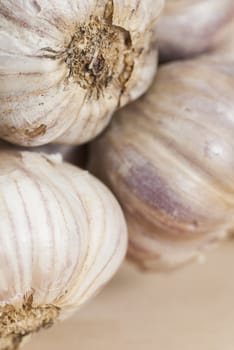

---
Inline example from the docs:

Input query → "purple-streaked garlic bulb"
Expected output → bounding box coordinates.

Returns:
[89,57,234,270]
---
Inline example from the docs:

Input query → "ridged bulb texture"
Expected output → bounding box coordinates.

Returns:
[0,151,127,349]
[157,0,234,62]
[89,57,234,271]
[0,0,164,146]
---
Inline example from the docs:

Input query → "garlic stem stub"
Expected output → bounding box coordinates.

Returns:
[157,0,234,62]
[0,151,127,349]
[0,0,164,146]
[89,57,234,271]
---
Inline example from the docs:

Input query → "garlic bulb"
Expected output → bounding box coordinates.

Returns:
[89,57,234,270]
[0,151,127,349]
[0,0,164,147]
[157,0,234,62]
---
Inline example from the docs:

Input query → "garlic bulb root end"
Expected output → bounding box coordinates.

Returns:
[0,294,59,350]
[43,0,133,100]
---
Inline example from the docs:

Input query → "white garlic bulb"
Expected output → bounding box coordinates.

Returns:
[157,0,234,62]
[0,0,164,146]
[0,151,127,349]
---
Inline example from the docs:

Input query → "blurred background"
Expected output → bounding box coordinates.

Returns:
[24,240,234,350]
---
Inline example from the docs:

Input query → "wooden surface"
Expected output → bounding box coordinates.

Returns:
[24,241,234,350]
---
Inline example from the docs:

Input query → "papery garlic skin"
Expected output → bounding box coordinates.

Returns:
[213,21,234,59]
[0,0,164,146]
[89,58,234,270]
[157,0,234,62]
[0,151,127,349]
[0,140,87,167]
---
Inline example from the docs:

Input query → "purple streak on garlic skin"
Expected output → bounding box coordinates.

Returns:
[89,56,234,270]
[125,150,195,221]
